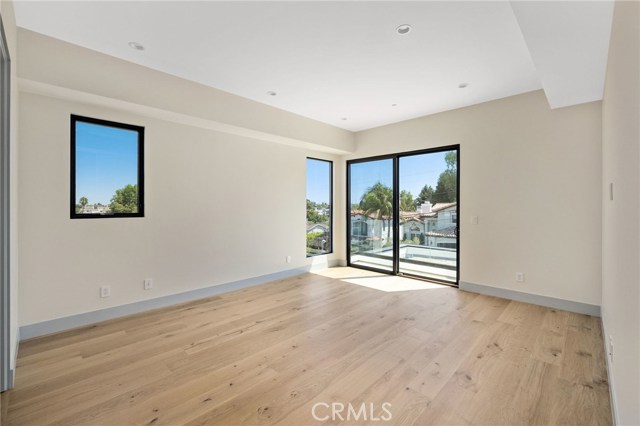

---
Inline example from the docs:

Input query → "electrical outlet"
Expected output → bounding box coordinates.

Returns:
[471,215,479,225]
[286,255,292,264]
[144,278,153,290]
[516,272,525,283]
[100,286,111,298]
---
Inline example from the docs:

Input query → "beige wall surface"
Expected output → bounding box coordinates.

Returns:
[15,28,353,327]
[602,1,640,424]
[18,92,342,325]
[17,29,354,155]
[351,90,603,306]
[1,0,19,372]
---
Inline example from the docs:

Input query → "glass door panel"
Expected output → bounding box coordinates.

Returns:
[398,150,458,283]
[348,159,394,272]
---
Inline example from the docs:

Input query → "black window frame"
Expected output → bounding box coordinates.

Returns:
[306,157,333,257]
[70,115,145,219]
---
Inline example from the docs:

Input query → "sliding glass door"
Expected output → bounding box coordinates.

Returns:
[398,150,458,282]
[348,158,394,272]
[347,146,459,285]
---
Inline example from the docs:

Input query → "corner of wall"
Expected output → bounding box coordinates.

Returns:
[600,313,619,425]
[1,0,20,387]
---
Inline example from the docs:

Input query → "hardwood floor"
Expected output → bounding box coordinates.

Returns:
[5,268,612,425]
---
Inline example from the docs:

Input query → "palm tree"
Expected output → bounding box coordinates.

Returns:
[360,182,393,243]
[400,190,414,212]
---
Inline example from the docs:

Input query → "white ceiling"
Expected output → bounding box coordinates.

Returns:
[13,1,614,132]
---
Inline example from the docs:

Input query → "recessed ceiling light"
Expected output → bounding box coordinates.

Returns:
[458,83,469,89]
[266,91,277,96]
[341,117,348,121]
[128,41,145,51]
[396,24,412,35]
[391,103,397,107]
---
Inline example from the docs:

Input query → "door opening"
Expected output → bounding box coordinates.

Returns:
[347,146,459,285]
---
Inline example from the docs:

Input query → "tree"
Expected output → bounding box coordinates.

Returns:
[416,185,435,206]
[79,196,88,210]
[360,182,393,242]
[306,231,324,252]
[307,199,328,224]
[445,151,457,170]
[432,152,457,203]
[400,190,414,212]
[110,184,139,213]
[432,170,457,203]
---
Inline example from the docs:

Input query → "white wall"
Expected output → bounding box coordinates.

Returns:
[17,32,350,327]
[350,90,603,306]
[601,1,640,424]
[17,29,354,156]
[0,0,20,375]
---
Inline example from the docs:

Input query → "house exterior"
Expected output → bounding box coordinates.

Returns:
[351,201,457,250]
[80,204,112,214]
[306,223,331,252]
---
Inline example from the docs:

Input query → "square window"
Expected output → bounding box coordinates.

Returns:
[70,115,144,218]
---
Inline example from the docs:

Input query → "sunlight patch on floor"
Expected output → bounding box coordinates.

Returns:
[312,267,450,292]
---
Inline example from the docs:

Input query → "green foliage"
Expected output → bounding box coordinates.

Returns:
[110,184,139,213]
[306,231,323,245]
[431,151,458,203]
[307,199,328,224]
[360,182,393,218]
[400,190,414,212]
[416,185,435,206]
[445,151,457,170]
[79,197,88,208]
[307,231,329,254]
[432,169,457,203]
[360,182,393,241]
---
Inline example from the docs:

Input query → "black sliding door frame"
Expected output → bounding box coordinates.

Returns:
[346,145,460,287]
[346,153,395,275]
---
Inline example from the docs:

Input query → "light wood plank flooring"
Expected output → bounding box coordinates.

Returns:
[4,268,612,425]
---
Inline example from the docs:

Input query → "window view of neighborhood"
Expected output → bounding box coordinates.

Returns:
[306,158,332,256]
[72,118,142,216]
[75,184,139,215]
[350,150,458,282]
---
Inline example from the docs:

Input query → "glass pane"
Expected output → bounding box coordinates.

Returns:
[74,120,141,216]
[349,159,394,271]
[306,159,332,256]
[398,150,457,282]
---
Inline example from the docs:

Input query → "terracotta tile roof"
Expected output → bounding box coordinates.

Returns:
[425,225,457,238]
[351,202,456,221]
[431,202,457,212]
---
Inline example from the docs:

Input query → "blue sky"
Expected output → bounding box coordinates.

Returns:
[306,158,331,204]
[75,122,138,205]
[349,151,451,204]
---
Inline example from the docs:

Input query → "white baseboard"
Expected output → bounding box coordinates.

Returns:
[10,327,18,388]
[601,319,619,425]
[459,281,601,316]
[20,263,341,340]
